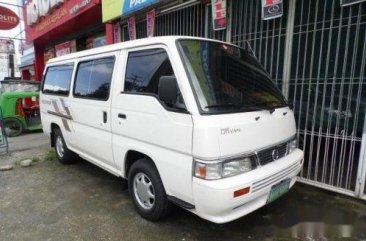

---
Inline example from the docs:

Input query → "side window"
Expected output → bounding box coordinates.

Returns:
[124,48,174,94]
[74,57,114,100]
[42,64,73,96]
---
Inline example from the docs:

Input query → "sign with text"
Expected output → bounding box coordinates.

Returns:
[146,9,155,37]
[0,6,20,30]
[25,0,97,42]
[341,0,366,6]
[123,0,160,17]
[262,0,283,20]
[128,16,136,40]
[211,0,227,31]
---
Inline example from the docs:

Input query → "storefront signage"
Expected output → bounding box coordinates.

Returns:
[102,0,163,22]
[25,0,99,42]
[262,0,283,20]
[123,0,159,17]
[146,9,155,37]
[0,6,20,30]
[211,0,227,31]
[70,0,92,15]
[128,16,136,40]
[341,0,366,6]
[26,0,64,25]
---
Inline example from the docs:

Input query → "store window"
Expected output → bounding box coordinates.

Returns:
[74,57,114,100]
[42,64,73,96]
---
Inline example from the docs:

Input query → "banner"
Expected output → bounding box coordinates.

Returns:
[341,0,366,6]
[211,0,227,31]
[261,0,283,20]
[113,22,122,43]
[146,9,155,37]
[128,16,136,40]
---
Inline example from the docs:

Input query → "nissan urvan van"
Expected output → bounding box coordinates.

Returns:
[40,36,304,224]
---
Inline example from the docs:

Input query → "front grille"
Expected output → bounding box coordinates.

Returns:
[257,142,288,166]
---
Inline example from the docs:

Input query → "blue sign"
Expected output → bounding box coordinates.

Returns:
[122,0,160,16]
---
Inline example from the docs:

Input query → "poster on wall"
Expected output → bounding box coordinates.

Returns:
[261,0,283,20]
[211,0,227,31]
[146,9,156,37]
[55,41,71,57]
[128,16,136,40]
[341,0,366,6]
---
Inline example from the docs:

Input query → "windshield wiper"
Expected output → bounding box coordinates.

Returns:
[204,103,240,109]
[242,105,275,114]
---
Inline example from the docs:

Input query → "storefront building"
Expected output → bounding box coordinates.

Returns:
[24,0,107,81]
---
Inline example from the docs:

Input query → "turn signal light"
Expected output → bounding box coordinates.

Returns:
[234,187,250,198]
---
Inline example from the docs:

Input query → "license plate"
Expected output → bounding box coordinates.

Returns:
[266,179,291,204]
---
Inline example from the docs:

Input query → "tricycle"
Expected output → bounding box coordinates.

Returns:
[0,80,42,137]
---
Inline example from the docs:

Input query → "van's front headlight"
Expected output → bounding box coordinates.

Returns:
[288,138,298,154]
[194,156,257,180]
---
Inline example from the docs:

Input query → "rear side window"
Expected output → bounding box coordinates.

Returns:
[42,64,73,96]
[74,57,114,100]
[124,48,174,94]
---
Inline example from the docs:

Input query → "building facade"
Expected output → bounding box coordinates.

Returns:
[24,0,107,81]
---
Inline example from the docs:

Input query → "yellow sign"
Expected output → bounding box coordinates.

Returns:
[102,0,124,22]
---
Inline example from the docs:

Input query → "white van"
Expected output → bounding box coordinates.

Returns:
[40,36,303,224]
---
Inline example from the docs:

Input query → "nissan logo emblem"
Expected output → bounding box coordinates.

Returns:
[268,5,280,14]
[272,149,280,160]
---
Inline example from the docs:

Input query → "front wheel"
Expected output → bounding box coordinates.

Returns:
[128,159,172,221]
[4,118,23,137]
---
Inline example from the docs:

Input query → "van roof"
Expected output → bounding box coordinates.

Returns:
[47,36,224,64]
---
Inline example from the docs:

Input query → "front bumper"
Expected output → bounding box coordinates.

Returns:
[192,149,304,223]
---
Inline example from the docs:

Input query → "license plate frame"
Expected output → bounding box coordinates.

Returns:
[266,178,291,204]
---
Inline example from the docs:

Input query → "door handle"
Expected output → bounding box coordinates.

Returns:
[118,113,127,119]
[103,111,107,123]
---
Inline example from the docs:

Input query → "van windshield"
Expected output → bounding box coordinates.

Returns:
[177,39,288,114]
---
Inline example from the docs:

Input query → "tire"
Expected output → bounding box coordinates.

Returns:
[128,158,172,221]
[54,128,76,164]
[4,117,23,137]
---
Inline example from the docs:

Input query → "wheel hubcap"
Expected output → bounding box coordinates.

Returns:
[133,173,155,210]
[56,136,64,158]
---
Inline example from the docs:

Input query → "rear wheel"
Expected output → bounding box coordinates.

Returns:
[54,128,76,164]
[128,158,172,221]
[4,118,23,137]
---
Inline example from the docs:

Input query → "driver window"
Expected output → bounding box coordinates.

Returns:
[124,48,186,110]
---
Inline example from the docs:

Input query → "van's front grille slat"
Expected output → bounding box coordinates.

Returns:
[257,143,288,166]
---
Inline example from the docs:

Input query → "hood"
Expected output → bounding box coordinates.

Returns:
[192,107,296,160]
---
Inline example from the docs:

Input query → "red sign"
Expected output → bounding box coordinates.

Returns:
[211,0,227,31]
[0,6,20,30]
[24,0,98,42]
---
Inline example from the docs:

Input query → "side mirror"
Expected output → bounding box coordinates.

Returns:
[158,76,178,105]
